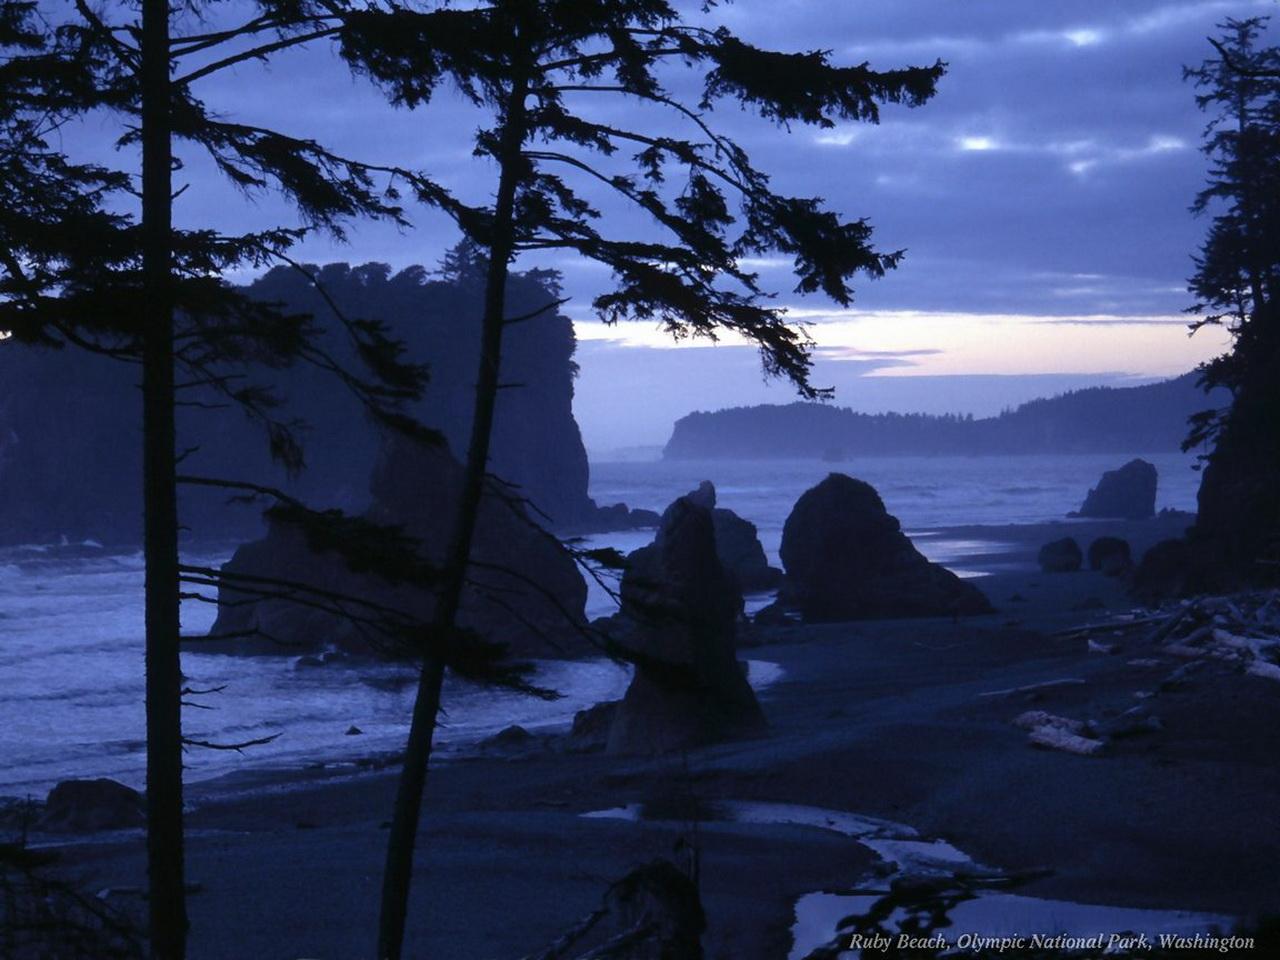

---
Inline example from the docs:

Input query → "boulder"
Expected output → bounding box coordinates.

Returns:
[567,700,620,752]
[1076,459,1158,520]
[589,503,662,532]
[591,503,630,529]
[607,492,767,754]
[670,480,782,591]
[38,779,144,833]
[479,725,538,753]
[775,474,993,622]
[751,600,794,626]
[1087,536,1132,576]
[208,435,589,659]
[1132,538,1194,603]
[628,508,662,528]
[1038,537,1083,573]
[712,508,784,592]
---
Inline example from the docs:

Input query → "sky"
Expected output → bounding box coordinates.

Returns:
[160,0,1270,453]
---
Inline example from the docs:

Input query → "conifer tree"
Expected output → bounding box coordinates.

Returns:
[334,4,945,955]
[1184,18,1280,579]
[3,4,445,956]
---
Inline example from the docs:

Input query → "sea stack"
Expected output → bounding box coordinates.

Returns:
[209,435,589,659]
[607,486,768,754]
[1076,458,1158,520]
[776,473,993,622]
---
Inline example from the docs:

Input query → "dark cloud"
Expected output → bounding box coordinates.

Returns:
[95,2,1261,446]
[157,0,1270,319]
[685,0,1265,316]
[173,1,1265,319]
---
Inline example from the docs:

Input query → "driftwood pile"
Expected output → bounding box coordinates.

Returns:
[1013,710,1106,756]
[1010,703,1164,757]
[1066,590,1280,680]
[1151,592,1280,681]
[1013,590,1280,757]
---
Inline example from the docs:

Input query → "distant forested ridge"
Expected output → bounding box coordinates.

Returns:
[0,259,595,545]
[662,373,1229,460]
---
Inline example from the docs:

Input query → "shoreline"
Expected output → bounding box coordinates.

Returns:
[18,512,1280,958]
[2,512,1195,805]
[4,514,1194,800]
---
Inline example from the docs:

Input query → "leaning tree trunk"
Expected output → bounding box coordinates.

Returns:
[376,74,530,960]
[140,1,188,958]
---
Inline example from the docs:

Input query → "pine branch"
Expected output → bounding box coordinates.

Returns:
[182,733,281,753]
[170,13,333,58]
[1210,36,1280,79]
[174,26,342,86]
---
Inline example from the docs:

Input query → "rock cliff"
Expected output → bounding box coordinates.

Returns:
[0,256,598,544]
[208,435,590,659]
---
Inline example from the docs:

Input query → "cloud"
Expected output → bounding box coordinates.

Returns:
[573,307,1228,384]
[571,333,1197,450]
[137,1,1272,332]
[814,346,946,361]
[1014,26,1109,49]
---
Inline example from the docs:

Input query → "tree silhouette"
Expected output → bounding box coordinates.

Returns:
[1184,17,1280,580]
[2,4,444,956]
[1185,18,1280,408]
[334,4,944,955]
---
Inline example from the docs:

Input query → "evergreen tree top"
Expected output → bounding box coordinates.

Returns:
[330,0,944,398]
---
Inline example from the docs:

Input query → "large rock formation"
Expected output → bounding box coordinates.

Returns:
[0,257,606,545]
[1038,537,1083,573]
[37,779,145,833]
[712,509,784,593]
[776,473,993,622]
[247,259,597,530]
[1075,459,1158,520]
[606,490,767,754]
[1088,536,1132,576]
[1132,538,1195,604]
[677,481,783,592]
[208,435,589,659]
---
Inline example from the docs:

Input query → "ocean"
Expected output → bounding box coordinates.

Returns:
[579,452,1203,600]
[0,452,1202,797]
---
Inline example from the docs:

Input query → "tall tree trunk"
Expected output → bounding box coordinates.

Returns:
[140,2,187,957]
[377,73,529,960]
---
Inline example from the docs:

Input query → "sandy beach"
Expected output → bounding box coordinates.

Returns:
[30,514,1280,959]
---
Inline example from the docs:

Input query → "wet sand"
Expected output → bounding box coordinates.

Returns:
[36,514,1280,959]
